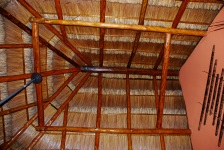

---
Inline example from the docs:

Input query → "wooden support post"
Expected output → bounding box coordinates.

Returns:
[32,22,44,126]
[2,72,79,150]
[95,73,102,150]
[156,33,172,128]
[61,105,69,150]
[126,74,132,150]
[28,73,91,149]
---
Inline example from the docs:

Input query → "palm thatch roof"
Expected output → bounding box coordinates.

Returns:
[0,0,223,149]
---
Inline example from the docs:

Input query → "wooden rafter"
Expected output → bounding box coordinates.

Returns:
[18,0,92,66]
[153,76,159,112]
[32,22,44,126]
[0,68,80,82]
[35,126,192,135]
[81,66,179,76]
[99,0,106,67]
[127,0,148,68]
[160,134,166,150]
[95,73,102,150]
[2,72,79,150]
[0,7,79,68]
[153,0,190,70]
[156,33,172,128]
[28,73,91,149]
[61,105,69,150]
[30,17,207,36]
[54,0,67,41]
[126,74,132,150]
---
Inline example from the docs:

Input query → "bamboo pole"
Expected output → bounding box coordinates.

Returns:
[81,66,179,76]
[127,0,148,68]
[156,33,172,128]
[0,7,79,67]
[198,47,215,130]
[18,0,92,66]
[126,74,132,150]
[61,105,69,150]
[215,85,224,136]
[99,0,106,67]
[2,72,79,149]
[210,74,219,115]
[204,59,217,125]
[30,18,207,37]
[27,73,91,149]
[95,73,102,150]
[35,126,192,135]
[32,22,44,126]
[0,68,79,82]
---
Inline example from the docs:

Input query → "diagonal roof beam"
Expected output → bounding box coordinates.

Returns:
[0,7,79,68]
[99,0,106,67]
[54,0,67,41]
[127,0,148,68]
[153,0,189,70]
[18,0,92,66]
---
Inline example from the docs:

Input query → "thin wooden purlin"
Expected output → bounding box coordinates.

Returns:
[153,0,189,70]
[95,73,102,150]
[127,0,148,68]
[156,33,172,128]
[27,73,91,149]
[18,0,92,66]
[0,44,44,49]
[0,8,79,68]
[61,105,69,150]
[2,71,79,150]
[126,74,132,150]
[32,22,44,126]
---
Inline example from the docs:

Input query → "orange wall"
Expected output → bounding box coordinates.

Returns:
[179,8,224,150]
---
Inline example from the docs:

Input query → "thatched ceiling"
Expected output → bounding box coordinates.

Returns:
[0,0,223,149]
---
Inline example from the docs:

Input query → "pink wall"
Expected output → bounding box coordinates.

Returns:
[179,8,224,150]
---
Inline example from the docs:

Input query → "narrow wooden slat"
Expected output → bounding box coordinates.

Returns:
[2,72,79,149]
[99,0,106,67]
[30,18,207,37]
[0,94,6,144]
[215,85,224,136]
[28,73,91,149]
[32,22,44,126]
[35,126,192,135]
[0,44,43,49]
[18,0,92,66]
[0,68,79,82]
[153,0,189,70]
[81,66,179,76]
[0,7,79,67]
[95,73,102,150]
[156,33,172,128]
[160,134,166,150]
[153,76,159,112]
[210,74,219,115]
[126,74,132,150]
[127,0,148,68]
[61,105,69,150]
[54,0,67,41]
[218,112,224,147]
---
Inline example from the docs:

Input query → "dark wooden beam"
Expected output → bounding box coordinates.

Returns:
[156,33,172,128]
[127,0,148,68]
[0,44,43,49]
[0,68,80,82]
[18,0,92,66]
[61,105,69,150]
[153,0,189,70]
[153,76,159,112]
[126,74,132,150]
[35,126,192,135]
[81,66,179,76]
[0,7,79,68]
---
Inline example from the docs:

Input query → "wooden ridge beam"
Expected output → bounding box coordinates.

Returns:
[30,18,207,37]
[2,72,79,150]
[156,33,172,128]
[127,0,148,68]
[81,66,179,76]
[0,68,80,82]
[18,0,92,66]
[0,7,79,68]
[35,126,192,135]
[153,0,189,70]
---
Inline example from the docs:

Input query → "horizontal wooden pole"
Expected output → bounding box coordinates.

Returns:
[30,18,207,36]
[81,66,179,76]
[35,126,191,135]
[0,44,44,49]
[0,68,80,82]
